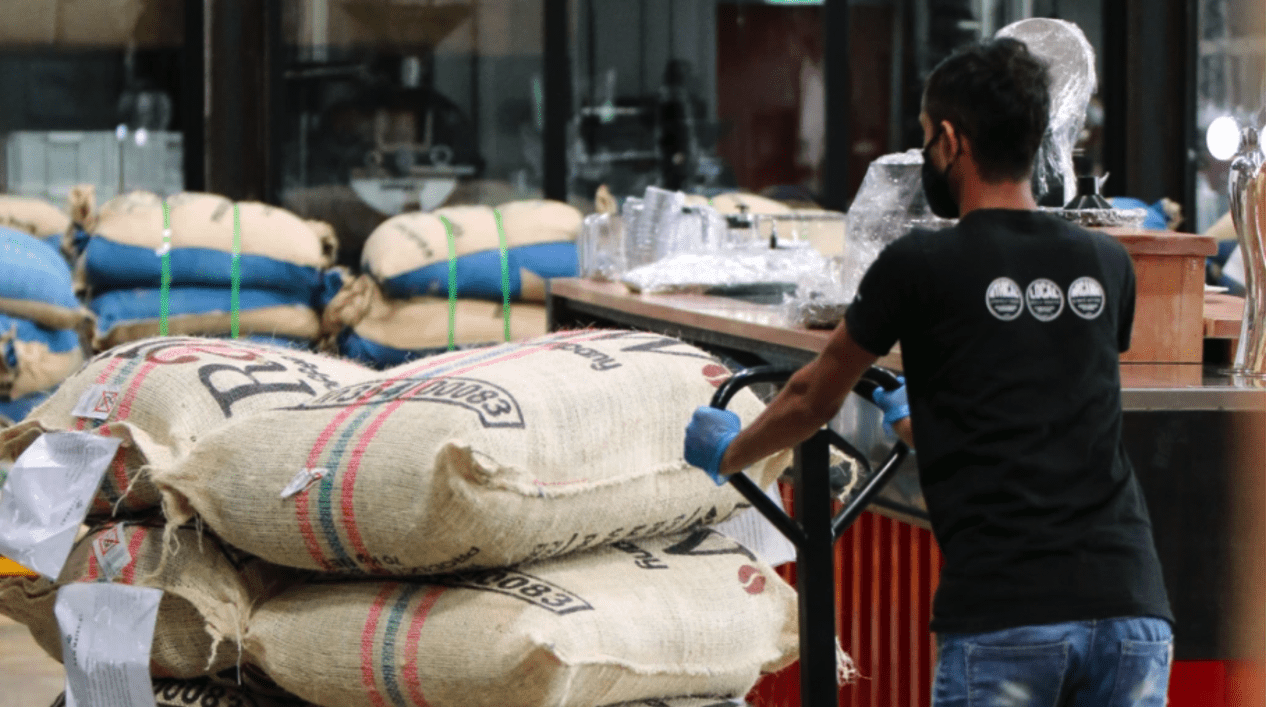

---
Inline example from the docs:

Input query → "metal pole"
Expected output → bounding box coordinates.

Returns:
[543,0,572,201]
[821,0,852,210]
[796,430,839,707]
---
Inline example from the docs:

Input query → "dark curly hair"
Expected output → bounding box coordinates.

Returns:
[922,37,1052,183]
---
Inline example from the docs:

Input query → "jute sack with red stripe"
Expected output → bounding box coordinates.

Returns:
[0,337,375,517]
[244,530,797,707]
[153,330,791,574]
[0,522,250,678]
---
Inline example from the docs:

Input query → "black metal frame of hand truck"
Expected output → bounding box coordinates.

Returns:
[710,365,910,707]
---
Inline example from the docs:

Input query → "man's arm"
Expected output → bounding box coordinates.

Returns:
[718,321,879,476]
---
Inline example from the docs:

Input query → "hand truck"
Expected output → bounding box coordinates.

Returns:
[710,365,911,707]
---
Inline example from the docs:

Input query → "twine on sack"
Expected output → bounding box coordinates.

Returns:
[439,214,458,351]
[493,208,511,342]
[160,201,171,336]
[231,204,241,339]
[837,637,860,685]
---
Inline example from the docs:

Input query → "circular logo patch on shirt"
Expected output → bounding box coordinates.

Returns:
[985,277,1024,321]
[1068,277,1107,319]
[1025,279,1065,321]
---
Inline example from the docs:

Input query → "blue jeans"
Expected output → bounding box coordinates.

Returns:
[933,616,1173,707]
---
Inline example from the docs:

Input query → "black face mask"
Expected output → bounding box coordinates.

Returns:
[921,129,960,219]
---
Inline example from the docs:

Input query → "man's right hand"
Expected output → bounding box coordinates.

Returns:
[871,377,911,437]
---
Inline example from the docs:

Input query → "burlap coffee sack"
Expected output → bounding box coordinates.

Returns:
[0,337,374,517]
[50,675,315,707]
[71,190,333,269]
[324,275,547,361]
[0,522,250,678]
[245,530,797,707]
[154,330,791,574]
[361,200,581,283]
[0,195,70,238]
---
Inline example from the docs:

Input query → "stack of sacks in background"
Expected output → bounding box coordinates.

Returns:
[332,200,580,367]
[0,336,378,702]
[129,330,800,706]
[64,188,341,351]
[0,194,73,255]
[0,226,90,424]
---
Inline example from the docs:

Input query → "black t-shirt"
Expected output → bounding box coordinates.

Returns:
[845,209,1173,634]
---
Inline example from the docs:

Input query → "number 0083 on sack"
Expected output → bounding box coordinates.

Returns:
[154,330,792,574]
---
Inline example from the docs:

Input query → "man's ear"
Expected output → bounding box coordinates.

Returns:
[940,120,963,161]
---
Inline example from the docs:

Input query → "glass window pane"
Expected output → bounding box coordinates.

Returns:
[0,1,186,210]
[279,0,545,263]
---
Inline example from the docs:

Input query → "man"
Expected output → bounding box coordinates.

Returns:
[685,38,1173,706]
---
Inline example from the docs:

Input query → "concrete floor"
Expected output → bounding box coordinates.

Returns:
[0,615,63,707]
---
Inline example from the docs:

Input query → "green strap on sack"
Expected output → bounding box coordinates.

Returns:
[231,203,241,339]
[493,208,511,342]
[440,215,458,351]
[157,200,241,340]
[159,201,172,336]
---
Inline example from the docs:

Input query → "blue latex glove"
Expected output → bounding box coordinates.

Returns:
[684,406,742,485]
[870,377,910,437]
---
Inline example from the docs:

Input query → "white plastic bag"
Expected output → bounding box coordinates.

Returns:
[56,583,163,707]
[0,432,121,578]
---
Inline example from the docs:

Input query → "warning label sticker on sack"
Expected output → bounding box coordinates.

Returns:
[72,385,124,421]
[91,525,131,582]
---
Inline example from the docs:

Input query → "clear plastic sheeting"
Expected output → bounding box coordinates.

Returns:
[621,242,831,295]
[1043,207,1149,229]
[996,19,1097,206]
[840,150,940,303]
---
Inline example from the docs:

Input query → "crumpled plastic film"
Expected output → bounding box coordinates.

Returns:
[997,18,1097,206]
[840,150,939,302]
[578,213,626,280]
[620,243,831,295]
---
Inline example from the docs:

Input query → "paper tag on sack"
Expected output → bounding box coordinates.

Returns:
[0,432,122,579]
[91,524,131,582]
[280,467,328,499]
[71,385,124,421]
[56,583,161,707]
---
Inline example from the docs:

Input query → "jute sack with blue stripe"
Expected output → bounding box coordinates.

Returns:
[0,337,375,517]
[243,531,797,707]
[151,330,791,575]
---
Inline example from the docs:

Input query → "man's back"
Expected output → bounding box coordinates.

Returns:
[846,208,1173,633]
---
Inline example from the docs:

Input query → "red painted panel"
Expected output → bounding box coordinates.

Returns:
[748,510,941,707]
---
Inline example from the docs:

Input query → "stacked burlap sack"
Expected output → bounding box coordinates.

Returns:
[0,337,377,699]
[0,194,73,254]
[334,200,581,367]
[64,188,341,351]
[1,332,801,707]
[0,222,90,424]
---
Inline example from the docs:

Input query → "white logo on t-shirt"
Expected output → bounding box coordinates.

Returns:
[985,278,1023,321]
[1026,279,1064,321]
[1068,277,1107,319]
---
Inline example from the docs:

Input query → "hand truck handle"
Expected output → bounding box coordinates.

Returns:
[708,364,910,548]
